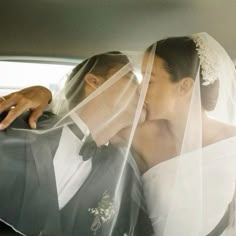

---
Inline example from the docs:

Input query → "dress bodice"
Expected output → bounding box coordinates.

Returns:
[142,136,236,235]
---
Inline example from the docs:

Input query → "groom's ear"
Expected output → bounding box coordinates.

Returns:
[177,77,194,96]
[84,73,101,90]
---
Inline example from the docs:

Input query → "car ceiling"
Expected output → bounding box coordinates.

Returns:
[0,0,236,61]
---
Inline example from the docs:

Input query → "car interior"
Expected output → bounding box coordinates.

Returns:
[0,0,236,235]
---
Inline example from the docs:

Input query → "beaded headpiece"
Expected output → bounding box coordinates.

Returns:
[191,33,219,86]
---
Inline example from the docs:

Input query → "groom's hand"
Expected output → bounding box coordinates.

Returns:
[0,86,52,130]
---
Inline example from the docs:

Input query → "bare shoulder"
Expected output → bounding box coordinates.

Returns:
[221,123,236,137]
[212,119,236,140]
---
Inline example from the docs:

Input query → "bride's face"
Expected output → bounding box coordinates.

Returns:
[142,54,179,120]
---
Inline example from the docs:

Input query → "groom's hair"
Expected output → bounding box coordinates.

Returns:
[64,51,130,108]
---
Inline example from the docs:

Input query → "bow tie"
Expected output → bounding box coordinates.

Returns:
[67,124,108,161]
[79,136,108,161]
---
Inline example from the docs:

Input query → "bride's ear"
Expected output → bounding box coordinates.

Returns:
[84,73,100,90]
[177,77,194,96]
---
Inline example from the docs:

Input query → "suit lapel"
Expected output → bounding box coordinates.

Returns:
[17,127,62,234]
[0,116,63,235]
[60,145,130,236]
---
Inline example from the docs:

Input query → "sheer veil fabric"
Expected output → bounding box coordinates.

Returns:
[141,33,236,236]
[0,51,155,236]
[1,33,236,236]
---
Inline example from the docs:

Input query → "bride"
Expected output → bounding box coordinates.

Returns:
[130,32,236,235]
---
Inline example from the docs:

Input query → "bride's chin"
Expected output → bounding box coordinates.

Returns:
[112,127,132,144]
[110,131,129,146]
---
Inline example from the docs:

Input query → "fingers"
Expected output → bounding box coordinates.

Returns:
[0,86,52,129]
[0,96,6,102]
[0,93,34,129]
[0,93,32,114]
[28,107,43,129]
[0,103,29,130]
[0,95,16,113]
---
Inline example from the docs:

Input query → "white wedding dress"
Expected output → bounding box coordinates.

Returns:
[142,136,236,236]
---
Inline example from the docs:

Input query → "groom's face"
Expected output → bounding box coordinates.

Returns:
[96,66,145,120]
[82,65,146,143]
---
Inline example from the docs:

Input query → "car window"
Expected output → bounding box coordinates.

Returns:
[0,61,75,95]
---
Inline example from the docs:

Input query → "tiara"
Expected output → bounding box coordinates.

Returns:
[191,33,219,86]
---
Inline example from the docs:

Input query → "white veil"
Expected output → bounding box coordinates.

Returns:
[141,32,236,236]
[1,32,236,236]
[0,51,155,236]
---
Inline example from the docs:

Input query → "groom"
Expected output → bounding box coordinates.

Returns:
[0,52,152,236]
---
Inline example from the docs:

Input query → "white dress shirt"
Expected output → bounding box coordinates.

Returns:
[53,116,92,209]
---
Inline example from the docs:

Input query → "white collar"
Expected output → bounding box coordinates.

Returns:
[70,112,90,140]
[68,113,110,145]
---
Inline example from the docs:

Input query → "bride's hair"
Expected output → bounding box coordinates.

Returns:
[146,37,219,111]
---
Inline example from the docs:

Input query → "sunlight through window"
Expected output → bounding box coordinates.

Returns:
[0,61,75,95]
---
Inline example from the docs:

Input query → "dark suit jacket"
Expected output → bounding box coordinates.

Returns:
[0,112,153,236]
[0,112,62,235]
[60,144,142,236]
